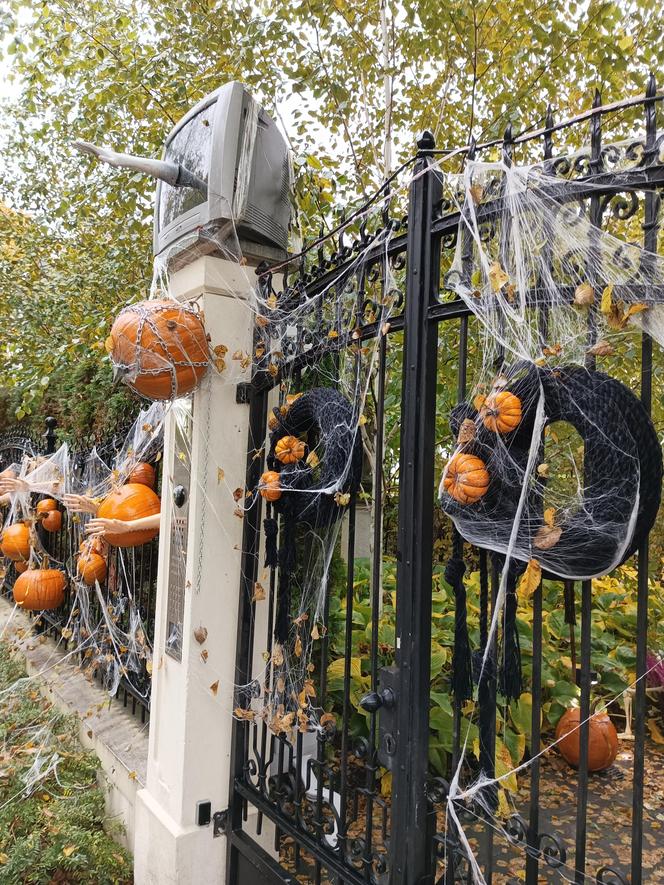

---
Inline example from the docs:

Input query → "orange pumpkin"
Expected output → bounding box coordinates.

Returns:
[1,523,31,562]
[259,471,282,502]
[127,462,156,489]
[80,536,105,555]
[77,551,107,586]
[443,454,489,505]
[556,707,618,772]
[481,390,522,434]
[13,568,66,611]
[97,482,161,547]
[36,498,58,515]
[15,560,29,574]
[107,299,209,400]
[41,510,62,533]
[275,436,306,464]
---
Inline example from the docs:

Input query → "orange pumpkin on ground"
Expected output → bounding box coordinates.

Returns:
[107,299,209,400]
[1,523,31,561]
[77,551,107,586]
[15,560,29,574]
[275,436,306,464]
[481,390,522,434]
[127,462,156,489]
[36,498,58,515]
[259,471,282,502]
[41,510,62,533]
[13,568,66,611]
[556,707,618,772]
[443,454,489,505]
[97,483,161,547]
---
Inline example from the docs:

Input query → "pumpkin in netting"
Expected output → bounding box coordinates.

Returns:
[97,482,160,547]
[480,390,522,434]
[13,568,65,611]
[275,435,306,464]
[556,707,618,772]
[15,560,29,574]
[77,551,107,586]
[127,461,156,489]
[106,299,209,400]
[443,453,489,505]
[1,523,31,562]
[42,510,62,533]
[36,499,57,515]
[80,537,105,556]
[259,471,281,502]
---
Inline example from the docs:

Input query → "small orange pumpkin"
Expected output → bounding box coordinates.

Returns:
[36,498,58,515]
[259,471,282,502]
[77,551,107,586]
[97,483,161,547]
[80,536,105,556]
[1,523,31,562]
[41,510,62,533]
[15,560,29,574]
[275,436,306,464]
[127,462,156,489]
[13,568,66,611]
[481,390,522,434]
[107,299,209,400]
[556,706,618,772]
[443,454,489,505]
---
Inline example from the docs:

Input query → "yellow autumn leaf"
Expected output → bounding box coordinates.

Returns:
[488,261,509,292]
[473,393,486,411]
[62,845,77,858]
[518,559,541,598]
[543,507,556,527]
[647,717,664,745]
[574,283,595,306]
[600,284,614,315]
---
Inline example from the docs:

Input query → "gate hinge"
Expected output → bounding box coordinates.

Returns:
[236,382,252,404]
[212,808,229,837]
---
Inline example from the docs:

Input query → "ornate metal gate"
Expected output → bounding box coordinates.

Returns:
[227,76,664,884]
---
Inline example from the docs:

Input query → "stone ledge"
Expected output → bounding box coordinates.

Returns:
[0,596,149,850]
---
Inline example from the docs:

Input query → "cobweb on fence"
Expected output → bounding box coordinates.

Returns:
[436,152,664,881]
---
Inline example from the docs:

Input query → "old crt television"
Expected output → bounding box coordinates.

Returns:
[153,82,291,258]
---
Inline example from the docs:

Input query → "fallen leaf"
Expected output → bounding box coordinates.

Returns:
[542,344,562,357]
[588,339,614,357]
[306,451,320,468]
[537,463,550,478]
[128,771,137,781]
[600,283,614,315]
[518,559,541,598]
[233,487,243,502]
[311,623,320,640]
[272,645,284,667]
[473,393,486,411]
[334,492,350,506]
[489,261,509,292]
[469,184,483,205]
[194,626,208,644]
[543,507,556,527]
[647,718,664,745]
[62,845,77,857]
[574,283,595,306]
[534,524,562,550]
[234,707,255,721]
[200,650,208,663]
[457,418,476,445]
[252,582,266,602]
[209,681,219,696]
[294,636,303,658]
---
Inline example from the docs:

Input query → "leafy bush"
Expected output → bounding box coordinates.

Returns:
[0,643,133,884]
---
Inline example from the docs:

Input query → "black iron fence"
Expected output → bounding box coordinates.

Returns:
[227,77,664,885]
[0,418,160,722]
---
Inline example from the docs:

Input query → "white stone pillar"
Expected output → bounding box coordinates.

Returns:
[134,255,263,885]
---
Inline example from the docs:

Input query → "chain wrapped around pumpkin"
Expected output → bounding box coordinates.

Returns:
[258,387,363,644]
[106,299,210,401]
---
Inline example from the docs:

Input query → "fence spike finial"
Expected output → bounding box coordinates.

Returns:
[417,130,435,154]
[646,71,657,99]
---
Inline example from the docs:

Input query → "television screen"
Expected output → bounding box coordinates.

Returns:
[158,102,216,232]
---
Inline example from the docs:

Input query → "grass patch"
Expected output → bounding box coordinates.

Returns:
[0,641,133,884]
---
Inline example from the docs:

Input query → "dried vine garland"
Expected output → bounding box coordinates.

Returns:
[259,387,363,643]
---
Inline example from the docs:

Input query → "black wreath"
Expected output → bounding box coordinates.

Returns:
[262,387,363,642]
[441,362,662,705]
[441,362,662,577]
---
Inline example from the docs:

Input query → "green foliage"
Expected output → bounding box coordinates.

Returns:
[0,643,133,884]
[0,0,662,427]
[324,557,664,791]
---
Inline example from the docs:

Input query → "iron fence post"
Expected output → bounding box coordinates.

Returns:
[44,417,57,454]
[390,130,441,885]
